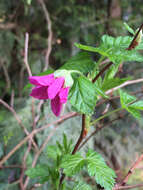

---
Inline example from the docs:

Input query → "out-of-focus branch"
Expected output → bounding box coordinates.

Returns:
[121,154,143,186]
[79,116,122,150]
[0,112,78,166]
[0,23,16,30]
[20,140,32,190]
[0,99,38,151]
[37,0,52,71]
[24,33,32,77]
[24,124,59,188]
[106,78,143,95]
[113,183,143,190]
[0,61,11,97]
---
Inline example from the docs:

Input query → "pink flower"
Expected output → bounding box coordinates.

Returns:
[29,74,69,117]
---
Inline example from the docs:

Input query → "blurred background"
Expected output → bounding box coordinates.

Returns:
[0,0,143,189]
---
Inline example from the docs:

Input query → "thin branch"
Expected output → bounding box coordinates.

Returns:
[0,99,38,151]
[20,140,32,190]
[121,154,143,186]
[79,116,122,150]
[113,184,143,190]
[10,90,15,108]
[37,0,52,71]
[0,61,11,97]
[24,125,58,188]
[106,78,143,95]
[24,33,32,77]
[0,112,78,166]
[127,23,143,50]
[0,23,16,30]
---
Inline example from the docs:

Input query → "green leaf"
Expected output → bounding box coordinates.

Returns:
[119,90,142,119]
[23,83,33,91]
[86,149,116,190]
[119,90,136,108]
[61,52,95,74]
[102,77,130,91]
[94,83,108,98]
[75,43,109,57]
[46,145,61,159]
[75,35,143,64]
[129,101,143,110]
[124,22,135,35]
[26,165,49,180]
[126,106,141,119]
[73,181,92,190]
[103,64,120,85]
[38,69,54,76]
[61,153,85,176]
[69,76,97,114]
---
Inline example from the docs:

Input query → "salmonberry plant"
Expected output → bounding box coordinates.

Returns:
[24,23,143,190]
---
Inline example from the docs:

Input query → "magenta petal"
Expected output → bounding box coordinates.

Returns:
[29,74,55,86]
[30,86,49,99]
[51,95,63,116]
[59,87,69,103]
[48,77,64,99]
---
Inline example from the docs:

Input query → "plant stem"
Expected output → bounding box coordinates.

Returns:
[72,114,86,154]
[91,107,123,126]
[91,56,105,79]
[59,114,86,187]
[92,61,113,83]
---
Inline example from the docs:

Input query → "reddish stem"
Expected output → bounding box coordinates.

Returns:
[72,114,86,154]
[92,62,113,83]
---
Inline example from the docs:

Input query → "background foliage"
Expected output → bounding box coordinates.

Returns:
[0,0,143,189]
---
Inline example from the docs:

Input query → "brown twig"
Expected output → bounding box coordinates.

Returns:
[0,112,78,166]
[20,140,33,190]
[78,116,122,150]
[24,124,59,188]
[113,183,143,190]
[0,99,38,151]
[106,78,143,95]
[0,23,16,30]
[120,154,143,186]
[37,0,52,71]
[10,90,15,108]
[24,33,32,77]
[127,23,143,50]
